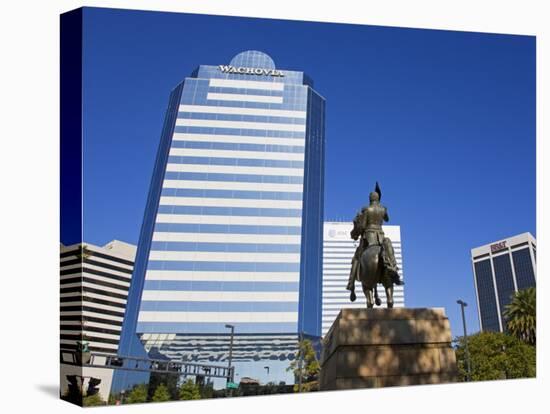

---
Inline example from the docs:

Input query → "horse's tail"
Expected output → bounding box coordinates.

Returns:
[360,245,383,288]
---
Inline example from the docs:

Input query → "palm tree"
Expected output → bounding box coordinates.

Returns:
[503,287,536,345]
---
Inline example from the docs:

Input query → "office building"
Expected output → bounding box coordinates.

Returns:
[471,232,536,332]
[60,240,136,400]
[115,50,325,389]
[60,240,137,354]
[322,222,405,336]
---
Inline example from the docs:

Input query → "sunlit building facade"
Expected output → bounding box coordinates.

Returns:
[60,240,137,354]
[471,232,536,332]
[114,50,325,390]
[60,240,136,401]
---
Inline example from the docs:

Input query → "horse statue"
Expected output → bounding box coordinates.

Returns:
[346,183,402,308]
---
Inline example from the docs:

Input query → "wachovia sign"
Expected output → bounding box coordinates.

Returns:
[219,65,285,77]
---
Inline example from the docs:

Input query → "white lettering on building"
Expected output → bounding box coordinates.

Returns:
[219,65,285,77]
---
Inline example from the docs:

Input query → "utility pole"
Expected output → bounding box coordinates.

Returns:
[456,300,472,381]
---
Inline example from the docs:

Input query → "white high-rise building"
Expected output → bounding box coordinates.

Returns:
[60,240,137,354]
[322,222,405,336]
[60,239,137,401]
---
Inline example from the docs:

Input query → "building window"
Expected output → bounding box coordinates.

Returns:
[474,259,499,332]
[512,248,536,290]
[492,254,516,330]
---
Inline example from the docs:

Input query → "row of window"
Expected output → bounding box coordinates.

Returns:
[474,248,536,332]
[157,204,302,217]
[170,140,305,153]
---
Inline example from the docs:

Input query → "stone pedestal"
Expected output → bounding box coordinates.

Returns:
[320,308,458,390]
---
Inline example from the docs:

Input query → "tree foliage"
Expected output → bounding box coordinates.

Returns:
[82,393,105,406]
[108,393,118,405]
[199,383,214,399]
[287,338,320,392]
[179,379,201,400]
[455,331,535,381]
[148,372,179,400]
[125,384,148,404]
[503,287,536,345]
[151,383,171,402]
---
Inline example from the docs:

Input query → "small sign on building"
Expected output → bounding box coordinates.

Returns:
[490,241,507,253]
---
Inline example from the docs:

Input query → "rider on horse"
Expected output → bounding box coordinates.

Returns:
[346,183,403,301]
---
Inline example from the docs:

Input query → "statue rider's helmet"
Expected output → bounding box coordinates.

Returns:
[369,182,382,204]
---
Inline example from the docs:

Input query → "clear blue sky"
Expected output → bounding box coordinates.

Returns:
[80,7,536,338]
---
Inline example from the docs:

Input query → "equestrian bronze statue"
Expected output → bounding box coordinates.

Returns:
[346,182,403,308]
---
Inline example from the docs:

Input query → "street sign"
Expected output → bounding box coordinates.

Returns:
[227,382,239,389]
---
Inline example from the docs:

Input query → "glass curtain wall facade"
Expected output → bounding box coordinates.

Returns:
[114,51,325,391]
[471,232,536,332]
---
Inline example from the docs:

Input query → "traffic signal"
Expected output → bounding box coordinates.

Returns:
[86,377,101,396]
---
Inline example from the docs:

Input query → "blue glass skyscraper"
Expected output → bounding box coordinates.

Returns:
[114,50,325,390]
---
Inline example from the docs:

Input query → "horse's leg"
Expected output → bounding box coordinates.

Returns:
[374,285,382,306]
[362,283,374,308]
[385,284,394,308]
[349,258,358,302]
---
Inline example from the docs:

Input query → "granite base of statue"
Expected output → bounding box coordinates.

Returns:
[319,308,459,390]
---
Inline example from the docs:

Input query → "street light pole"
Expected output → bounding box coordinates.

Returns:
[225,324,235,385]
[456,300,472,381]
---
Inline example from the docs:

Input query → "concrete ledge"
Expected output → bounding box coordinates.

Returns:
[337,308,447,321]
[333,372,458,390]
